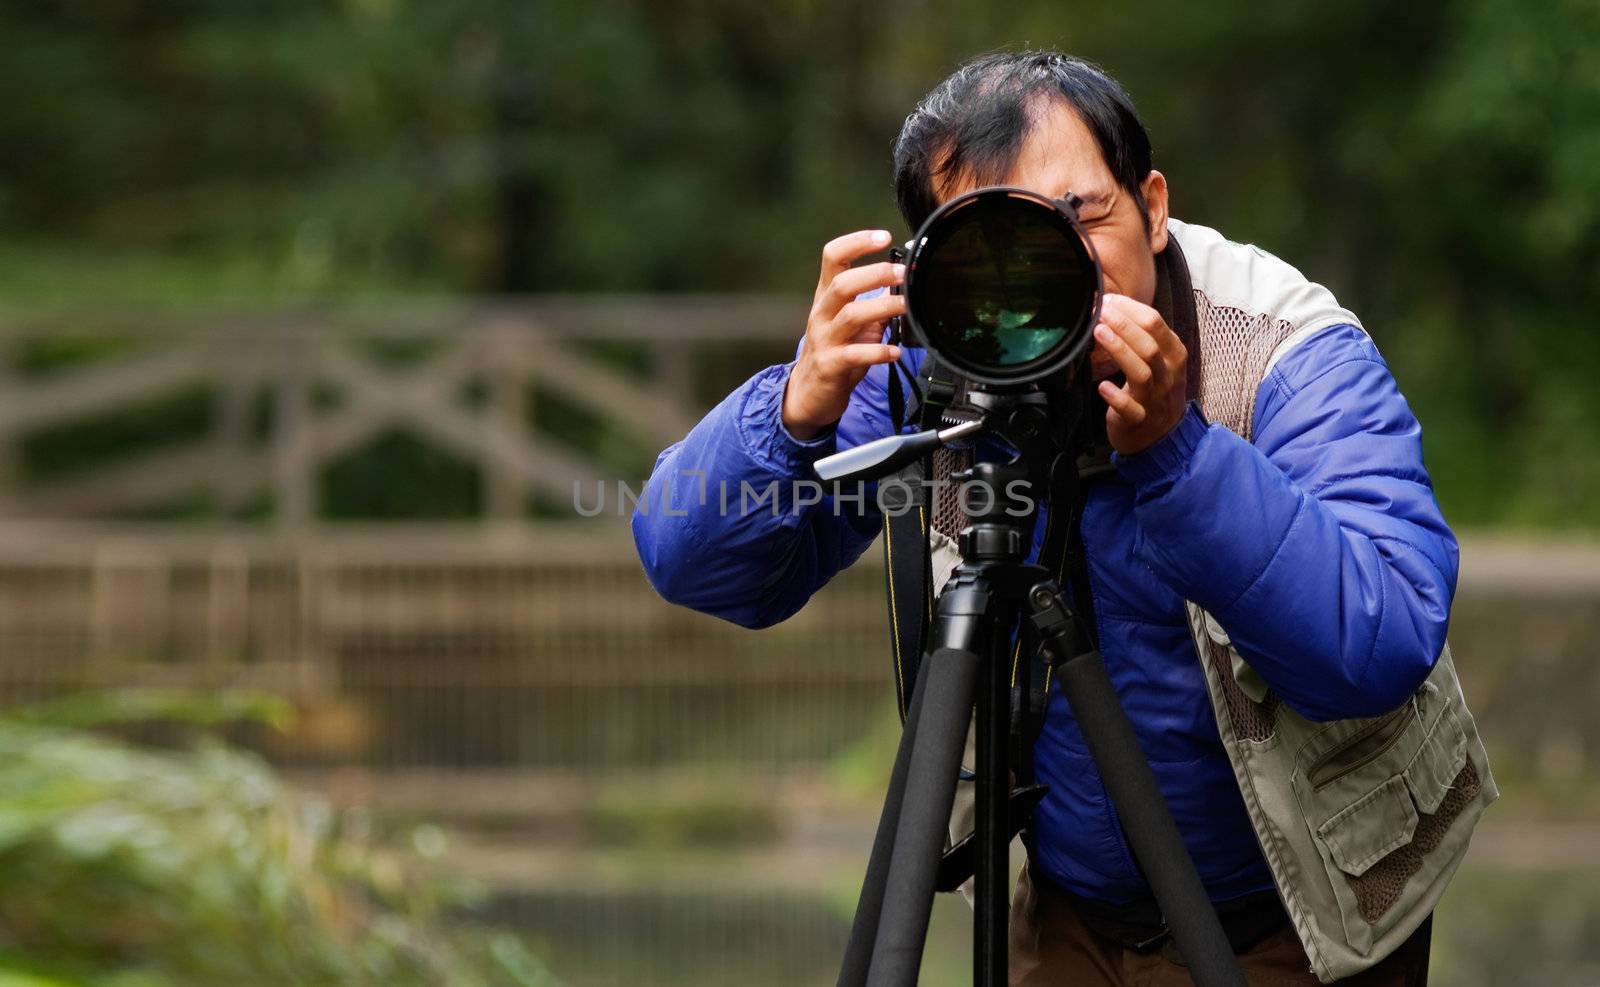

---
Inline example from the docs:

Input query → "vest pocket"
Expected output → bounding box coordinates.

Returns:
[1315,775,1418,877]
[1291,687,1480,957]
[1306,704,1413,790]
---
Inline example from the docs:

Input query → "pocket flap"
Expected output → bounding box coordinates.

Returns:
[1403,700,1467,815]
[1315,775,1418,877]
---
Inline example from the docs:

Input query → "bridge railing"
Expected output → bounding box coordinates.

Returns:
[0,296,803,521]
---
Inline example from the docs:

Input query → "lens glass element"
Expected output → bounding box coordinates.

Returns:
[907,191,1097,383]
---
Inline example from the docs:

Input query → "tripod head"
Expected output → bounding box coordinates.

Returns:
[813,365,1106,543]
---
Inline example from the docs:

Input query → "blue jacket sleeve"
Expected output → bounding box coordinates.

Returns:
[632,342,915,629]
[1113,324,1459,721]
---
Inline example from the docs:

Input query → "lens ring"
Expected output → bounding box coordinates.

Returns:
[904,187,1101,387]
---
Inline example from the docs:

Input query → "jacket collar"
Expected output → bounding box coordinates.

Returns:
[1152,230,1203,404]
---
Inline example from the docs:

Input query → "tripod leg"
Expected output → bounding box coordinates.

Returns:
[867,644,981,987]
[838,652,929,987]
[1031,584,1246,987]
[974,631,1009,987]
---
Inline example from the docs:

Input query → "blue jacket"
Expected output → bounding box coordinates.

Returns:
[631,317,1458,906]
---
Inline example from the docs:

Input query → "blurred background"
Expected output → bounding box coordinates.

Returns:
[0,1,1596,985]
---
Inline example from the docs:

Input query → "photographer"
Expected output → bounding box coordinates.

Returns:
[633,50,1493,985]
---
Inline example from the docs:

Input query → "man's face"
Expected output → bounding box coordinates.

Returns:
[936,99,1170,380]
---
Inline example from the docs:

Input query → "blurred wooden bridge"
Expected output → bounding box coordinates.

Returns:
[0,298,900,771]
[0,296,800,520]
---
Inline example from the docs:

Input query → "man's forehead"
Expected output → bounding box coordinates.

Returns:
[1002,101,1116,199]
[937,98,1116,206]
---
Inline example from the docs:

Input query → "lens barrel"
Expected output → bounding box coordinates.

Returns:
[903,187,1101,387]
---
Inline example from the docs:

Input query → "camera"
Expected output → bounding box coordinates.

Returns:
[891,186,1103,389]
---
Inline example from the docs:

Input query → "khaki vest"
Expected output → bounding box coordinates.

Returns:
[1171,219,1498,980]
[933,219,1497,982]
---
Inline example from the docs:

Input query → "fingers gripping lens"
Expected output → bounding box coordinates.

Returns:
[904,188,1101,386]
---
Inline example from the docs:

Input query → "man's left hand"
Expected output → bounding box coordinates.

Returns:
[1092,293,1190,455]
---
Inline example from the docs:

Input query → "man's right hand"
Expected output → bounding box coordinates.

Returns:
[781,229,908,440]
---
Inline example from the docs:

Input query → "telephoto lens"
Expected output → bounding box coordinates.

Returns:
[902,187,1102,387]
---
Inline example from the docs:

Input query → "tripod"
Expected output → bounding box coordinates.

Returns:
[818,392,1245,987]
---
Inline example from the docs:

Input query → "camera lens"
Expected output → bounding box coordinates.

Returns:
[906,189,1099,386]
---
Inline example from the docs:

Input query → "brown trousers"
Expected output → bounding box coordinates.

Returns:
[1008,870,1433,987]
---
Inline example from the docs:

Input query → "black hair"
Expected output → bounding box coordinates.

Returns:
[892,50,1154,233]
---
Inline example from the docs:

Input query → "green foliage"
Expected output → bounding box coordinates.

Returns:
[0,0,1594,524]
[320,429,484,519]
[20,385,215,484]
[585,786,780,848]
[3,689,297,733]
[0,694,562,987]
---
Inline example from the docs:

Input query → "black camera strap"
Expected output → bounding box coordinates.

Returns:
[880,350,945,721]
[881,456,933,720]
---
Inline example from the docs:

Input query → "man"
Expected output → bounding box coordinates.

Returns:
[633,51,1493,985]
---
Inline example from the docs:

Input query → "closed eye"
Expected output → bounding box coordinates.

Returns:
[1061,190,1112,222]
